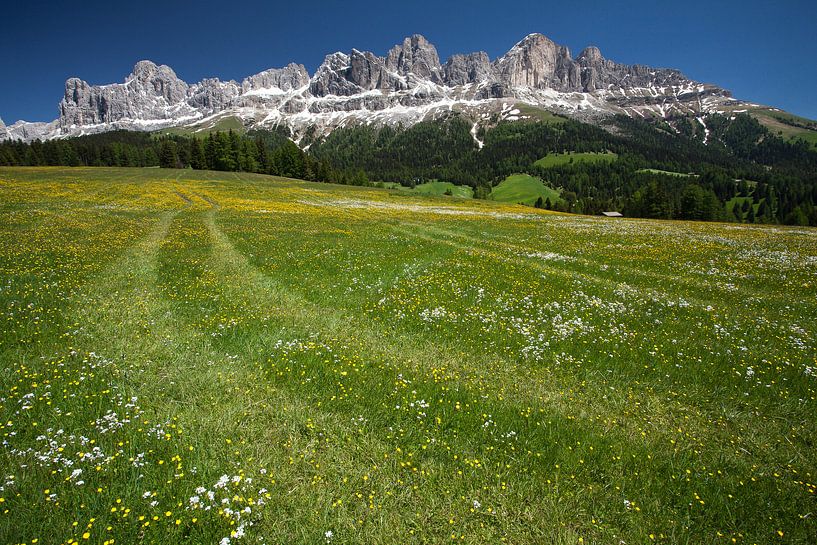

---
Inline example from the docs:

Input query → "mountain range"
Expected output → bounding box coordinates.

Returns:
[1,32,760,143]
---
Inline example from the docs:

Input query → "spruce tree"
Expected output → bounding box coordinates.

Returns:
[190,139,207,170]
[159,140,178,169]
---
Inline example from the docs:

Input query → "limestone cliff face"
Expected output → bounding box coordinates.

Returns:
[241,63,310,93]
[59,61,196,127]
[443,52,492,86]
[492,34,577,90]
[4,33,734,142]
[385,34,443,83]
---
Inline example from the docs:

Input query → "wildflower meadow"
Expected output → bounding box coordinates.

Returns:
[1,167,815,544]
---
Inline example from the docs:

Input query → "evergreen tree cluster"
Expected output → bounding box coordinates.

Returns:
[2,112,816,225]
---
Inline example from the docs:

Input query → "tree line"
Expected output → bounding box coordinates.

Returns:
[1,112,816,225]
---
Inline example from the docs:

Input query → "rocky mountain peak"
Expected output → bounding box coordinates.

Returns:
[125,60,189,103]
[63,77,89,97]
[130,60,160,78]
[128,60,181,86]
[443,51,492,86]
[386,34,442,82]
[0,117,5,129]
[310,52,356,96]
[512,33,570,58]
[493,32,575,90]
[577,46,604,64]
[3,32,735,143]
[241,63,310,92]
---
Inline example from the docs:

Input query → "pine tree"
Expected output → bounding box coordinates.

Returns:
[190,139,207,170]
[159,140,178,169]
[757,199,767,218]
[229,130,242,171]
[255,137,270,173]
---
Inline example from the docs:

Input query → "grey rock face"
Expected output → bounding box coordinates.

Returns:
[308,34,447,98]
[0,117,5,129]
[241,63,310,92]
[128,60,189,102]
[309,52,361,96]
[280,97,307,114]
[309,46,413,97]
[348,49,389,91]
[1,119,59,142]
[491,35,697,94]
[493,34,574,90]
[59,60,193,128]
[576,46,684,91]
[443,52,493,86]
[2,32,735,143]
[386,34,442,83]
[188,78,241,113]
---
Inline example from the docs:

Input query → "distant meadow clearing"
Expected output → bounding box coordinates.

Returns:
[1,167,815,544]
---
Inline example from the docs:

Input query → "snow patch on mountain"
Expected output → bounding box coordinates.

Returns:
[1,33,741,143]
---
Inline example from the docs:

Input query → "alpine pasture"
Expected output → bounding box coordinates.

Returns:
[1,167,815,544]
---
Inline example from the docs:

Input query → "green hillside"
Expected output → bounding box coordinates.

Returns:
[160,115,246,137]
[635,168,697,178]
[534,151,617,168]
[404,180,473,198]
[750,108,817,149]
[3,110,817,225]
[489,173,561,205]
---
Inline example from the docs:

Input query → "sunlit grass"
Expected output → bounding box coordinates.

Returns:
[1,166,815,544]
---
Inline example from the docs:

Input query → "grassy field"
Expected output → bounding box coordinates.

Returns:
[489,173,561,206]
[636,168,697,178]
[1,167,816,545]
[160,115,246,137]
[513,104,567,124]
[402,181,474,198]
[750,109,817,149]
[533,151,617,169]
[726,196,763,217]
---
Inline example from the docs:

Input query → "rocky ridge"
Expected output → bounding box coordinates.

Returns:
[1,33,739,142]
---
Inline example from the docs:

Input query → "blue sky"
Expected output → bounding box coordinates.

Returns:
[1,0,815,123]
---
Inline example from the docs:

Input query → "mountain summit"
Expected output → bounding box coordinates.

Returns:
[1,33,739,142]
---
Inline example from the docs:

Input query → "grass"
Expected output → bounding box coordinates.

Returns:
[636,168,697,178]
[489,173,561,206]
[0,166,816,544]
[533,151,617,169]
[403,181,473,198]
[726,195,764,217]
[159,115,246,137]
[750,108,817,149]
[376,180,474,198]
[513,104,567,124]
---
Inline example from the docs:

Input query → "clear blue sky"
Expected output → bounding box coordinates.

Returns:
[1,0,815,124]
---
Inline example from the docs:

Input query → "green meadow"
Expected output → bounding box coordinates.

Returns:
[489,173,561,206]
[533,151,618,169]
[404,181,474,198]
[1,167,815,545]
[635,168,697,178]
